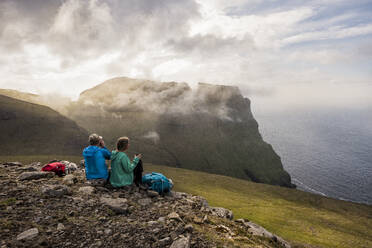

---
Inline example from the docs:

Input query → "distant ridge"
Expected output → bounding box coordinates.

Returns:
[0,89,41,105]
[0,94,88,155]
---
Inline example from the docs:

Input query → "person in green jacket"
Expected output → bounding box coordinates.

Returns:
[110,136,142,188]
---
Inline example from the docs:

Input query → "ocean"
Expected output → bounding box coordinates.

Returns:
[251,104,372,205]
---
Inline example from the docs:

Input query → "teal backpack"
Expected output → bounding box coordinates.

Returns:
[142,172,173,194]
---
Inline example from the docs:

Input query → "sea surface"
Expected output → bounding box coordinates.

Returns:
[251,104,372,205]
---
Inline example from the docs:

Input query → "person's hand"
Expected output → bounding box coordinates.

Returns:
[135,154,142,159]
[99,140,105,148]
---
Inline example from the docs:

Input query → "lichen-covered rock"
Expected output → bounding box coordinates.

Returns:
[138,197,152,206]
[158,237,171,246]
[41,184,70,197]
[238,220,291,248]
[170,235,190,248]
[100,196,128,214]
[4,161,23,167]
[18,171,54,180]
[63,174,77,185]
[1,159,290,248]
[191,196,209,208]
[78,186,95,195]
[168,212,183,222]
[171,191,189,199]
[209,207,233,220]
[57,223,65,231]
[245,221,274,238]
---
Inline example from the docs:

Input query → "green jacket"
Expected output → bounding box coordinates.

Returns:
[109,150,139,188]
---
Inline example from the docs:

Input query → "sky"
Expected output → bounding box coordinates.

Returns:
[0,0,371,107]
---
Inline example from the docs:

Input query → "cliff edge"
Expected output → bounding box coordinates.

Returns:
[68,77,294,187]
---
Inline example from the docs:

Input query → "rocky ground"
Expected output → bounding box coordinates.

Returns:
[0,161,291,248]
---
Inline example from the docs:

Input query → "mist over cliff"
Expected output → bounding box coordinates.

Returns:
[67,77,294,187]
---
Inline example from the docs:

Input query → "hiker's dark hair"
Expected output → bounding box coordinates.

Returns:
[117,137,129,151]
[89,133,101,145]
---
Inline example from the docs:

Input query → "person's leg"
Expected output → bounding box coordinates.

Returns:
[133,159,143,186]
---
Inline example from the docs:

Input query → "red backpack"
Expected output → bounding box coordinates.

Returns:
[41,162,66,177]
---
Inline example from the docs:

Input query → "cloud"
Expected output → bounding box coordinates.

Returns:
[0,1,30,53]
[282,24,372,45]
[142,131,160,144]
[0,0,370,108]
[48,0,117,63]
[78,77,239,121]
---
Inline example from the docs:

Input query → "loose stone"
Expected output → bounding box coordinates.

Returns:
[16,228,39,241]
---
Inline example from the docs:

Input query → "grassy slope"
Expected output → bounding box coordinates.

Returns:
[1,155,371,248]
[0,89,41,104]
[145,165,371,248]
[0,95,87,156]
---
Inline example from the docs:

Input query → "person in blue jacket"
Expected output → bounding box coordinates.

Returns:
[83,133,111,185]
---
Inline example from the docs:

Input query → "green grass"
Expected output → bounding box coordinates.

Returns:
[2,155,371,248]
[144,164,372,248]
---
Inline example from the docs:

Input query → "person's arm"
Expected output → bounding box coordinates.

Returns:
[100,147,111,160]
[121,155,140,173]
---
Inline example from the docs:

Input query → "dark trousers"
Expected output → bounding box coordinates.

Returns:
[133,159,143,186]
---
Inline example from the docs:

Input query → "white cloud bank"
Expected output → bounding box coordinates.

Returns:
[0,0,371,107]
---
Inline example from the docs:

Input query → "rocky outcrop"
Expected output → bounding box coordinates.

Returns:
[0,161,291,247]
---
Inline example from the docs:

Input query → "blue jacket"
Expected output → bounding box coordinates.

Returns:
[83,146,111,180]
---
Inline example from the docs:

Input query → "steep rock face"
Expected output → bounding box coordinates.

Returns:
[0,95,88,155]
[68,77,293,187]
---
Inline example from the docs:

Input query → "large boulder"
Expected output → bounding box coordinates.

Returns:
[18,171,54,181]
[100,196,128,214]
[41,185,70,198]
[209,207,233,220]
[78,186,95,195]
[63,174,77,185]
[170,235,190,248]
[3,162,23,167]
[239,220,291,248]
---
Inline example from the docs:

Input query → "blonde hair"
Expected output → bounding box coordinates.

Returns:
[117,136,129,151]
[89,133,101,145]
